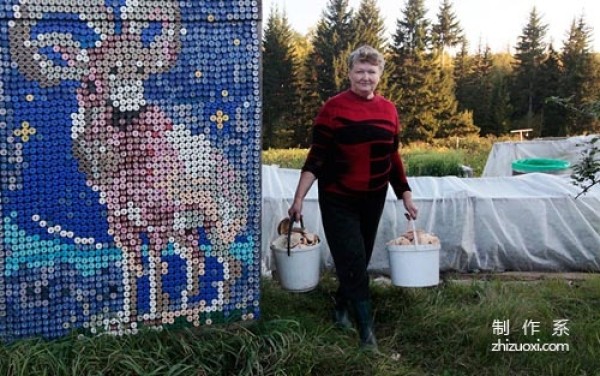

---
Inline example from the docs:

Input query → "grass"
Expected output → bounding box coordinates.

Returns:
[1,272,599,375]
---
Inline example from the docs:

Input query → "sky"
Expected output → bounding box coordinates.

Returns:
[260,0,600,53]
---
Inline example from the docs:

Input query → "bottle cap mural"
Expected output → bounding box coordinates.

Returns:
[0,0,261,341]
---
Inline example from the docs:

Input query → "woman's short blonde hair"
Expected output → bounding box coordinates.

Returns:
[348,45,385,72]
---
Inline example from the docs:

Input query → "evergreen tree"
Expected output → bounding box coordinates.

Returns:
[310,0,354,102]
[429,0,469,137]
[391,0,430,59]
[453,39,475,110]
[296,49,323,147]
[538,44,565,136]
[352,0,392,96]
[262,7,299,149]
[489,52,514,135]
[431,0,463,67]
[290,31,316,147]
[454,43,511,136]
[489,74,513,135]
[353,0,386,50]
[452,42,492,134]
[390,0,440,142]
[448,109,480,137]
[560,15,600,134]
[433,63,477,138]
[511,7,548,133]
[472,45,495,134]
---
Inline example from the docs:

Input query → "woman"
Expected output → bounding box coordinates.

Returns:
[288,45,418,350]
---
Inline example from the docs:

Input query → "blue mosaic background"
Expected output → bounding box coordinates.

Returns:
[0,0,261,342]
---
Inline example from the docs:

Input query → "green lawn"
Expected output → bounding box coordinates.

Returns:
[1,272,599,375]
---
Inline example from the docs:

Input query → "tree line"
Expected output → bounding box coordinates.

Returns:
[262,0,600,149]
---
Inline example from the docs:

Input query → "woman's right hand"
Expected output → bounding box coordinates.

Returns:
[288,199,303,222]
[288,170,316,223]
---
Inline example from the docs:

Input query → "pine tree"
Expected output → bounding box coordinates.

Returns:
[472,45,495,134]
[489,52,514,135]
[391,0,430,59]
[434,63,478,138]
[353,0,387,50]
[262,7,299,149]
[447,109,480,137]
[310,0,355,102]
[296,49,323,147]
[431,0,463,67]
[453,39,474,110]
[290,31,316,147]
[489,74,513,135]
[538,44,565,136]
[560,15,600,134]
[454,42,512,136]
[511,7,548,133]
[428,0,469,138]
[453,43,493,135]
[390,0,440,142]
[352,0,391,95]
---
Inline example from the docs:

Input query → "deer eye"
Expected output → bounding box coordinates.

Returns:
[142,21,163,47]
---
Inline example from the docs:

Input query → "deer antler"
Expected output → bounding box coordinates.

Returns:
[9,0,182,86]
[9,0,114,87]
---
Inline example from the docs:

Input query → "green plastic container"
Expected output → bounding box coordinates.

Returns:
[511,158,570,175]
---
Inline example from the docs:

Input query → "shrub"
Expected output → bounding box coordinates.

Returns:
[404,151,465,177]
[262,149,308,169]
[571,136,600,198]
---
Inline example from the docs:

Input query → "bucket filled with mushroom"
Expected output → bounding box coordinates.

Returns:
[271,217,322,292]
[387,216,440,287]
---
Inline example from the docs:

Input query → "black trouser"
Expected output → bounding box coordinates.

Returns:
[319,188,387,301]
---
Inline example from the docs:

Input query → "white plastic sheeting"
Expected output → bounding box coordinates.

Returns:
[261,165,600,275]
[482,135,596,177]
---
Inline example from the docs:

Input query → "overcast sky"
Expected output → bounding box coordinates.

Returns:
[261,0,600,53]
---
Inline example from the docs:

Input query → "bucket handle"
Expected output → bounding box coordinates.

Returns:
[287,216,305,257]
[404,213,419,248]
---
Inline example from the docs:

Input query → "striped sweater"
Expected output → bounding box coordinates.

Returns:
[302,90,411,197]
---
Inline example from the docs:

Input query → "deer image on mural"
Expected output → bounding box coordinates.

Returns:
[9,0,248,324]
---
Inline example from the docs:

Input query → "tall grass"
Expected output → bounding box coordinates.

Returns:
[1,273,599,375]
[403,151,465,177]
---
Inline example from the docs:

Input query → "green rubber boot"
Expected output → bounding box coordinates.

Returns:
[332,296,353,329]
[351,299,378,351]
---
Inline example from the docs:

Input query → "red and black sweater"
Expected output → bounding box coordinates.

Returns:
[302,90,411,198]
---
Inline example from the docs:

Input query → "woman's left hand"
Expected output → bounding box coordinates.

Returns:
[402,191,418,219]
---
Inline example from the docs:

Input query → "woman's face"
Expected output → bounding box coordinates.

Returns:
[348,61,381,99]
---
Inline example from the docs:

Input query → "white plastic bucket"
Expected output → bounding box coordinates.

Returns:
[387,244,440,287]
[271,243,321,292]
